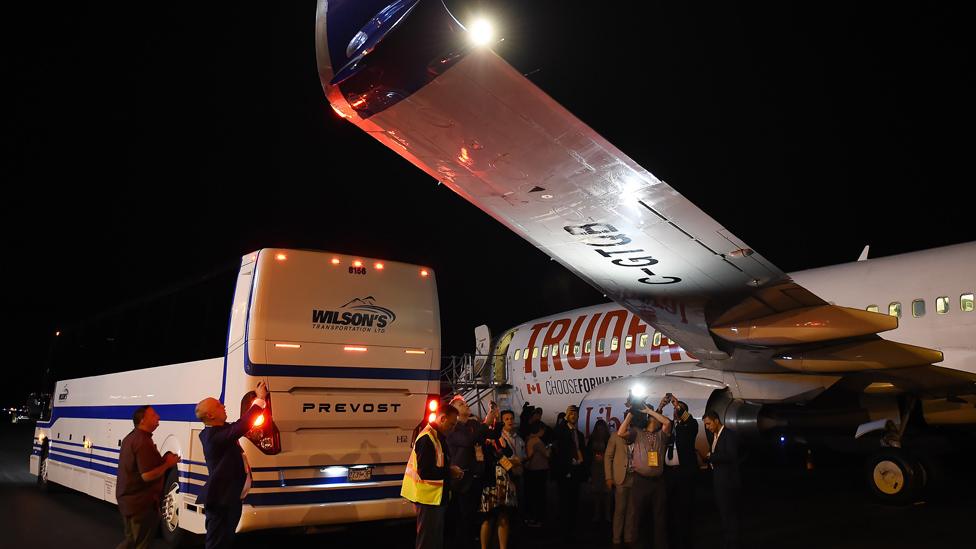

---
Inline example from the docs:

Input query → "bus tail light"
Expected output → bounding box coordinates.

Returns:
[243,391,281,455]
[411,395,442,445]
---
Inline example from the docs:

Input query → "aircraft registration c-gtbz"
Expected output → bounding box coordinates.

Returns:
[314,0,976,504]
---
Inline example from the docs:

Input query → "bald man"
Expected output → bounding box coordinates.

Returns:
[195,381,267,549]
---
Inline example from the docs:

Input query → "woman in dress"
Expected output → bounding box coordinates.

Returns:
[479,409,525,549]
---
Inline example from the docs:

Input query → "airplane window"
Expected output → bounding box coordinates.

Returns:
[625,335,633,350]
[888,302,902,318]
[667,337,676,345]
[541,344,549,357]
[611,337,619,351]
[639,334,648,348]
[866,305,879,313]
[532,347,539,359]
[962,294,975,312]
[653,332,662,346]
[524,348,529,359]
[514,349,521,360]
[912,299,925,318]
[584,340,592,354]
[552,344,559,356]
[573,342,580,355]
[597,339,605,353]
[936,296,949,314]
[562,344,569,356]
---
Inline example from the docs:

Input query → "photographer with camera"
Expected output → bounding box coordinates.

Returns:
[617,393,672,549]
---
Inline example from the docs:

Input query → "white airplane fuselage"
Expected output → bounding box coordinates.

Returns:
[494,242,975,427]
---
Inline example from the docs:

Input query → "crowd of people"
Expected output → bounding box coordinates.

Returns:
[404,393,744,549]
[111,384,741,549]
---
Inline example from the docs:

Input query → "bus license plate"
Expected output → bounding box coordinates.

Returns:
[348,467,372,482]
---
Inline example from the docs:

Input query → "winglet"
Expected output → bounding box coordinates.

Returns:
[857,245,870,262]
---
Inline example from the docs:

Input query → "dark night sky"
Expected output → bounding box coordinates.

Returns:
[7,2,974,405]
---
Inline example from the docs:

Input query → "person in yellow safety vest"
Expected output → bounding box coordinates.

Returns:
[402,403,463,549]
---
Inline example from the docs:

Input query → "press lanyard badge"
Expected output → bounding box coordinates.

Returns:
[475,444,484,462]
[647,451,659,467]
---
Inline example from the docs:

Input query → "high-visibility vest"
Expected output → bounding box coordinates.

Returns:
[401,425,445,505]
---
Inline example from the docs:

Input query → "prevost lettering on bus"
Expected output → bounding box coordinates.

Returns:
[301,402,402,413]
[311,296,397,333]
[563,222,681,286]
[522,309,685,373]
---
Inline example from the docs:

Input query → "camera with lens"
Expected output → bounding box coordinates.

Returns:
[626,391,650,429]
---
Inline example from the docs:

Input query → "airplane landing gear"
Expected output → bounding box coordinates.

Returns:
[865,448,923,505]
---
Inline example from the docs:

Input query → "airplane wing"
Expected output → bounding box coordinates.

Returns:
[314,0,943,374]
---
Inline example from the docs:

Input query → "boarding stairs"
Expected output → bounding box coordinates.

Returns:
[441,353,509,419]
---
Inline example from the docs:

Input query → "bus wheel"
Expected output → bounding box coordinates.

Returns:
[160,468,187,546]
[865,448,919,505]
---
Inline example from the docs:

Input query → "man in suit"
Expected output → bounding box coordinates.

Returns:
[660,396,699,549]
[703,410,741,549]
[195,381,268,549]
[552,405,587,541]
[604,427,637,548]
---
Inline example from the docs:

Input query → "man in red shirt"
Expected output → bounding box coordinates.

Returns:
[116,405,180,549]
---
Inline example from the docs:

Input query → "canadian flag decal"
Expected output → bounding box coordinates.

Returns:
[527,383,541,394]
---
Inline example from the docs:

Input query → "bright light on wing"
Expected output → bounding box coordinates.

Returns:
[631,384,647,398]
[468,19,494,46]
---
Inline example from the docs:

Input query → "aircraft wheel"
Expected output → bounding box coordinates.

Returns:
[865,448,919,505]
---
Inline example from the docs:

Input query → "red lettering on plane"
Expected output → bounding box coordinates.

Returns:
[595,310,628,367]
[523,321,550,373]
[626,315,649,365]
[650,335,683,362]
[569,313,603,370]
[540,319,571,372]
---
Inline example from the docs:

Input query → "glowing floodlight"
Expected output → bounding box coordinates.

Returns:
[468,19,494,46]
[631,384,647,398]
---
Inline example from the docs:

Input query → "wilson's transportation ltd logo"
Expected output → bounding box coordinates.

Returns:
[312,296,396,333]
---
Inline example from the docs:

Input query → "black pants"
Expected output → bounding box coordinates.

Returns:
[632,474,668,549]
[524,469,548,523]
[204,502,243,549]
[556,476,581,540]
[448,479,481,548]
[713,478,741,549]
[415,502,447,549]
[116,508,159,549]
[665,467,697,549]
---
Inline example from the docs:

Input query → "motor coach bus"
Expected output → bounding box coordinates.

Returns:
[31,249,441,543]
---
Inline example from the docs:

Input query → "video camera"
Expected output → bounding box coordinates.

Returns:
[626,389,672,429]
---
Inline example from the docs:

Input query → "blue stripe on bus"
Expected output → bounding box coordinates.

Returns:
[49,454,118,476]
[38,403,200,427]
[180,471,209,483]
[50,448,118,467]
[244,361,439,381]
[46,452,206,494]
[244,484,403,506]
[180,482,204,496]
[251,473,402,489]
[183,459,208,467]
[51,440,121,454]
